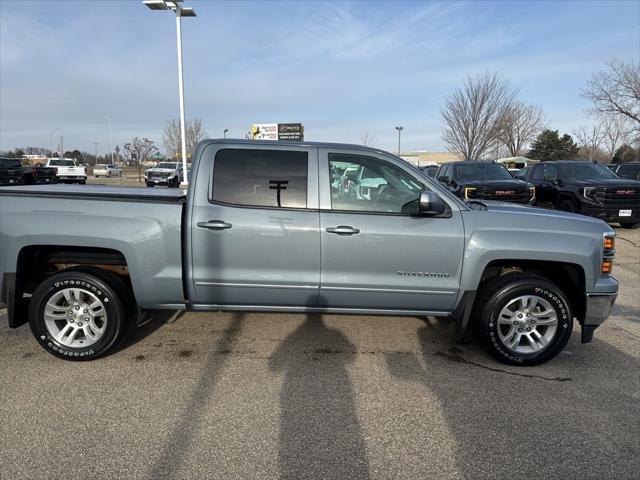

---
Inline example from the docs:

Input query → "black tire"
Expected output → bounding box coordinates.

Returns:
[620,222,639,229]
[170,177,179,188]
[28,269,132,361]
[78,180,86,185]
[474,273,573,366]
[558,198,577,213]
[146,183,154,187]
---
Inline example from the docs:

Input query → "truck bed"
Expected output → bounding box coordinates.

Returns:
[0,184,186,203]
[0,184,186,311]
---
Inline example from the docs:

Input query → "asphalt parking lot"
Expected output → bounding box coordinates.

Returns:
[0,227,638,480]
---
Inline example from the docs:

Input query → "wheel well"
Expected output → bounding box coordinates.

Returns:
[12,246,132,328]
[556,193,576,208]
[478,260,586,321]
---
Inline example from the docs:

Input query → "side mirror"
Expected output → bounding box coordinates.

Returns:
[418,191,447,216]
[438,175,451,185]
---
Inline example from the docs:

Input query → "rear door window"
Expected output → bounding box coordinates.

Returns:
[212,149,308,209]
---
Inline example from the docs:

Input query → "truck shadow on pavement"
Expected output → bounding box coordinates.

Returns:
[385,321,640,480]
[149,312,246,479]
[268,313,370,480]
[114,309,186,353]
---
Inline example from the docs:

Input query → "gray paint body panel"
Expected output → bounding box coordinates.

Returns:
[0,139,618,325]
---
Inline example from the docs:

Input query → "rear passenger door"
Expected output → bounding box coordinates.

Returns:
[189,145,320,307]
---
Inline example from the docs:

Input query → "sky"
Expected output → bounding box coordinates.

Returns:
[0,0,639,155]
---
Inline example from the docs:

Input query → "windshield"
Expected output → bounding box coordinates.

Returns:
[560,162,619,180]
[618,164,640,179]
[155,162,178,169]
[455,163,513,180]
[50,159,76,166]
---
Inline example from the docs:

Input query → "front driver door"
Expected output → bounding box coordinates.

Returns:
[318,149,464,312]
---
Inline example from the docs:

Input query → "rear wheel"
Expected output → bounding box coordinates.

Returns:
[474,273,573,366]
[29,269,132,361]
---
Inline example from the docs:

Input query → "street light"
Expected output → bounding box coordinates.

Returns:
[49,128,60,158]
[104,116,115,164]
[395,126,403,156]
[223,128,229,139]
[143,0,197,186]
[93,142,99,163]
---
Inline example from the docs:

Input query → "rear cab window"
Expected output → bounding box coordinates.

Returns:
[212,149,308,209]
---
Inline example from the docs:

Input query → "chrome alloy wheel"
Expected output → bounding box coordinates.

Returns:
[496,295,558,354]
[43,288,108,348]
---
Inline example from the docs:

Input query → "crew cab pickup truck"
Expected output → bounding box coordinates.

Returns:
[21,164,58,185]
[45,158,87,184]
[144,161,184,187]
[518,160,640,228]
[437,160,536,204]
[0,140,619,365]
[0,158,24,186]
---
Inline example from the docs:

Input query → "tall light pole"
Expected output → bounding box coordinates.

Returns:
[143,0,197,186]
[49,128,60,158]
[104,116,114,164]
[223,128,229,139]
[93,142,99,164]
[395,126,403,156]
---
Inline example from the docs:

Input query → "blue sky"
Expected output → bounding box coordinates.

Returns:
[1,0,638,155]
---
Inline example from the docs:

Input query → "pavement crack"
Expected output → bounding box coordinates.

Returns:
[616,236,640,248]
[434,349,572,382]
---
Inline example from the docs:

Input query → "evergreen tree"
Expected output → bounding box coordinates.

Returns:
[527,129,580,161]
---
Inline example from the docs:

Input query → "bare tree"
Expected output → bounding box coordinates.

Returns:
[601,117,628,161]
[163,118,207,161]
[360,130,376,146]
[124,137,158,182]
[573,123,606,161]
[582,59,640,142]
[441,72,517,160]
[499,102,544,156]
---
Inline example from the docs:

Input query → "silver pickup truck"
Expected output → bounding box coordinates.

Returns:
[0,140,618,365]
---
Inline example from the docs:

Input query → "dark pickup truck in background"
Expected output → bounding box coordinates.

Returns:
[0,158,24,186]
[21,164,58,185]
[610,162,640,181]
[517,160,640,228]
[436,160,535,204]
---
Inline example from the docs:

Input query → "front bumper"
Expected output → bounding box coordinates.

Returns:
[581,292,617,343]
[581,204,639,223]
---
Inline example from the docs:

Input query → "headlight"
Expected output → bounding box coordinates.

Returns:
[582,187,599,202]
[464,187,476,199]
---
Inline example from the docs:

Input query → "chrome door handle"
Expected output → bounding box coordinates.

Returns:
[326,226,360,235]
[197,220,232,230]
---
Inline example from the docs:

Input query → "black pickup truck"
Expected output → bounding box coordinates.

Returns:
[436,160,535,204]
[0,158,24,186]
[517,160,640,228]
[21,164,58,185]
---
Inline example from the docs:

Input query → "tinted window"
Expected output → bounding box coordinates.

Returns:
[50,159,76,166]
[617,164,640,180]
[0,158,21,168]
[213,149,308,208]
[530,165,544,181]
[329,153,423,214]
[543,164,558,181]
[454,163,513,180]
[515,165,531,180]
[559,162,618,180]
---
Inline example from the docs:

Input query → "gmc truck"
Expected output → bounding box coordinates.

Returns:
[0,140,619,365]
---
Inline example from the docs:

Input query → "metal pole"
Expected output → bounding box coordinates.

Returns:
[60,136,64,158]
[175,7,188,185]
[105,116,114,164]
[93,142,99,163]
[49,128,60,157]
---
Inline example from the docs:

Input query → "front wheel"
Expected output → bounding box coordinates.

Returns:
[29,270,131,361]
[474,273,573,366]
[558,198,577,213]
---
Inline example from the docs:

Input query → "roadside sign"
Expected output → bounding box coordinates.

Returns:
[278,123,304,141]
[251,123,304,141]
